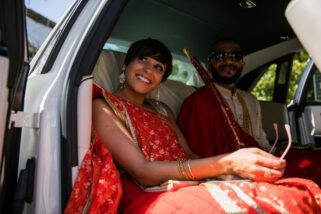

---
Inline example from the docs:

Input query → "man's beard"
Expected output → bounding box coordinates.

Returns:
[210,64,243,84]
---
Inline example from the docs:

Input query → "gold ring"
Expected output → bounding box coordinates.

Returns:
[264,169,273,178]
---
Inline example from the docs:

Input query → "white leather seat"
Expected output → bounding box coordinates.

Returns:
[259,101,289,142]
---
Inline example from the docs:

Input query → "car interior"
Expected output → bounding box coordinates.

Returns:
[96,48,293,137]
[101,0,310,147]
[74,47,292,185]
[3,0,321,212]
[72,0,321,184]
[49,0,321,212]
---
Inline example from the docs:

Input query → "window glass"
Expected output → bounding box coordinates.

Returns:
[251,64,277,101]
[287,51,309,103]
[169,59,203,87]
[25,0,73,58]
[305,67,321,103]
[250,51,309,103]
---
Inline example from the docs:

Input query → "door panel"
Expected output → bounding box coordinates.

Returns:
[296,64,321,147]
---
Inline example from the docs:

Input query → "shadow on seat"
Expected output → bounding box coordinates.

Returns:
[260,101,290,143]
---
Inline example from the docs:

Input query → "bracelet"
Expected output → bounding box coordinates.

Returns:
[177,159,189,180]
[177,159,195,180]
[187,160,195,180]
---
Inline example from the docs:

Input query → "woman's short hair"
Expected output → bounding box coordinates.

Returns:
[124,38,173,81]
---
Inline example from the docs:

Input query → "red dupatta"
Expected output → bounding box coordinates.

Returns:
[64,84,123,214]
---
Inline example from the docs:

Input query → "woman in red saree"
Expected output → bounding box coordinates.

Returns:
[66,38,321,213]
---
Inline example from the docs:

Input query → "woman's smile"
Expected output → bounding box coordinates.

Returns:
[136,73,152,84]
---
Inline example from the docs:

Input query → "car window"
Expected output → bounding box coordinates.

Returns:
[25,1,74,59]
[169,59,203,87]
[250,51,308,103]
[305,67,321,104]
[288,51,309,103]
[251,63,277,101]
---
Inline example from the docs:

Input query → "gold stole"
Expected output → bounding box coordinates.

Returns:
[236,93,253,136]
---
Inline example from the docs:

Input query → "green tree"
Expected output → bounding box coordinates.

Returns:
[251,64,276,101]
[251,51,309,103]
[288,51,309,103]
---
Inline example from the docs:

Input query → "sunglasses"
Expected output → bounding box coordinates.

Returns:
[269,123,292,160]
[209,51,244,62]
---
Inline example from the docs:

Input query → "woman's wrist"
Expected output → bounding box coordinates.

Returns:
[209,154,234,176]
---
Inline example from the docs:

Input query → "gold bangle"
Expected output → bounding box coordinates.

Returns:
[177,159,189,180]
[186,160,195,180]
[177,159,195,180]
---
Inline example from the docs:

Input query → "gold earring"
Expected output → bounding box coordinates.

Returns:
[119,67,125,88]
[155,87,160,104]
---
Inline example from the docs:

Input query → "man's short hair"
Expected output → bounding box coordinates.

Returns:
[209,38,242,53]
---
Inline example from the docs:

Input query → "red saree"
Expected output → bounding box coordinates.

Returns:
[178,86,321,186]
[64,132,123,213]
[66,85,321,213]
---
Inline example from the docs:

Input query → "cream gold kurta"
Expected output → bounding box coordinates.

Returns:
[215,83,271,152]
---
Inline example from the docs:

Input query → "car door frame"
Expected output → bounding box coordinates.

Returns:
[288,59,321,147]
[0,0,29,212]
[59,0,127,209]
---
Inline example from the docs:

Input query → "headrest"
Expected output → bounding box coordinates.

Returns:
[92,50,125,92]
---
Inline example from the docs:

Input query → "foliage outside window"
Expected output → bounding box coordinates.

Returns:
[288,51,309,103]
[251,64,277,101]
[251,51,309,103]
[169,59,204,87]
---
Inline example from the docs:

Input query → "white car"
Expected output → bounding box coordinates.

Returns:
[1,0,321,213]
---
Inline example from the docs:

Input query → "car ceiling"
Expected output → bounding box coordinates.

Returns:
[110,0,295,61]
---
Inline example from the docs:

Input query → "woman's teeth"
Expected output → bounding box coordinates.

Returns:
[137,74,151,83]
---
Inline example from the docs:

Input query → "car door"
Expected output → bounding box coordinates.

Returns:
[0,0,30,212]
[2,0,128,212]
[288,59,321,148]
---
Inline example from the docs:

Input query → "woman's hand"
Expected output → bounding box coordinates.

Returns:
[223,148,286,182]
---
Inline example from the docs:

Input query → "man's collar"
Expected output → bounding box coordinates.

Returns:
[213,82,237,95]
